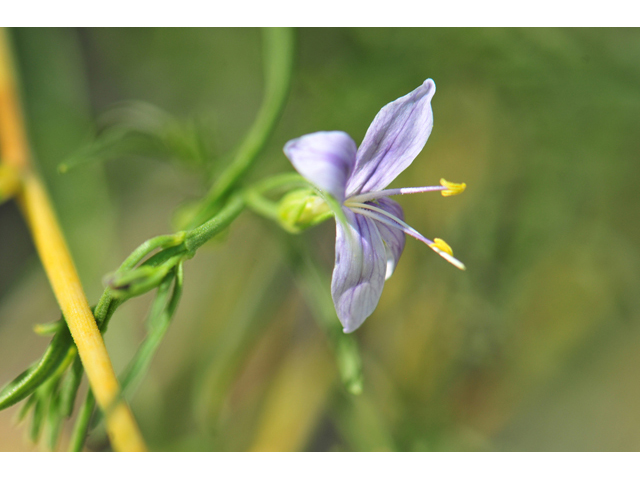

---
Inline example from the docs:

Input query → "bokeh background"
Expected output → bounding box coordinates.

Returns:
[1,28,639,451]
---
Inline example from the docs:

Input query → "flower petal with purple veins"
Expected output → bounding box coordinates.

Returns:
[284,131,357,203]
[372,197,406,280]
[331,208,386,333]
[346,79,436,196]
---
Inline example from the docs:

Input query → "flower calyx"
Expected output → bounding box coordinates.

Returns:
[277,188,332,234]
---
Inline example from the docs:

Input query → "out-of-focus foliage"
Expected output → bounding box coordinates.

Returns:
[1,28,640,451]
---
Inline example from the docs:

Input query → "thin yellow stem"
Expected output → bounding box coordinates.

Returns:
[0,28,146,452]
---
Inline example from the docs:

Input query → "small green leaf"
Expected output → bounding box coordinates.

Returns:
[105,254,183,299]
[33,320,64,336]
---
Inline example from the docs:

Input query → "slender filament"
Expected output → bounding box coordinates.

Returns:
[347,185,446,204]
[345,201,465,270]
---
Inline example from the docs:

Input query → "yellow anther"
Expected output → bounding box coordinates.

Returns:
[440,178,466,197]
[431,237,453,256]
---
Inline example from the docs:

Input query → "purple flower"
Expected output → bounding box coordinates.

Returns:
[284,79,466,333]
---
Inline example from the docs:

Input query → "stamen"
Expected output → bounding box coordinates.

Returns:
[349,206,427,245]
[430,245,466,270]
[346,201,466,270]
[347,185,446,204]
[440,178,466,197]
[432,238,453,256]
[346,201,426,240]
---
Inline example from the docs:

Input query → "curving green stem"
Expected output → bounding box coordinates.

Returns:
[184,194,245,252]
[187,27,295,229]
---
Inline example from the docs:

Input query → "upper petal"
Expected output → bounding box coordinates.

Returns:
[331,208,386,333]
[284,131,357,203]
[373,198,406,280]
[346,79,436,196]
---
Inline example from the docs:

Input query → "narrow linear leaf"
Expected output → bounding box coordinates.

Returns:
[29,389,46,443]
[17,393,37,422]
[59,355,84,418]
[68,389,95,452]
[46,381,63,451]
[0,324,74,410]
[120,266,183,394]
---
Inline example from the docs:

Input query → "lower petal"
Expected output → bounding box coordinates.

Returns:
[373,198,406,280]
[331,208,386,333]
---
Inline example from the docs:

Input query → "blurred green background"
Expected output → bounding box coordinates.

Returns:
[1,28,640,451]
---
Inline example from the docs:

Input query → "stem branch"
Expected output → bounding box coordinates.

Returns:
[187,27,295,228]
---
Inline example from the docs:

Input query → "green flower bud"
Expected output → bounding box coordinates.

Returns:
[277,189,332,233]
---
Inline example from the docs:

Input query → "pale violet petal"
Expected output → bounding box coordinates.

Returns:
[284,131,357,203]
[373,198,406,280]
[346,79,436,196]
[331,208,386,333]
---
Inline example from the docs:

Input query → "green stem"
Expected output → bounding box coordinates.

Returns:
[184,194,245,253]
[243,189,280,222]
[66,195,242,449]
[246,172,307,195]
[187,27,295,228]
[117,232,187,272]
